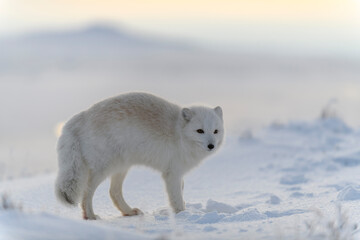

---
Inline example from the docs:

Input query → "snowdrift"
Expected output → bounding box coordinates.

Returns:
[1,117,360,239]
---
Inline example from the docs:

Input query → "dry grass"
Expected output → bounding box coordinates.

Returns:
[304,205,358,240]
[0,193,22,211]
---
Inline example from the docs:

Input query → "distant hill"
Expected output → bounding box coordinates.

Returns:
[1,24,359,77]
[0,24,195,74]
[1,24,193,54]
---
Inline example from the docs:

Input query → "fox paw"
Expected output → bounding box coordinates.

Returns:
[83,214,101,220]
[123,208,143,216]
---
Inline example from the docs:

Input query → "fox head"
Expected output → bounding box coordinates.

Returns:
[181,106,224,154]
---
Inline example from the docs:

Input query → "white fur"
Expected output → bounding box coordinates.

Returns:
[55,92,224,219]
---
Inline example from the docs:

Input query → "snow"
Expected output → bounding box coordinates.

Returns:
[205,199,238,214]
[337,185,360,201]
[2,116,360,239]
[266,195,281,205]
[0,210,149,240]
[280,174,308,185]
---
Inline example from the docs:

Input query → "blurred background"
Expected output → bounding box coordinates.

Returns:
[1,0,360,178]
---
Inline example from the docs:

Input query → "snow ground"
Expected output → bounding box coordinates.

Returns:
[2,117,360,239]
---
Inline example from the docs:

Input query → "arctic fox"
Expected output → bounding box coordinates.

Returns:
[55,92,224,219]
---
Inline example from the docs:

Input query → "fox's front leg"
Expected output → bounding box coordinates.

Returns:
[162,172,185,213]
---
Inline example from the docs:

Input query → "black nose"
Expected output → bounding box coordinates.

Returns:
[208,144,214,150]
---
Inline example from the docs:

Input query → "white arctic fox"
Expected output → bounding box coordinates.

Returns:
[55,92,224,219]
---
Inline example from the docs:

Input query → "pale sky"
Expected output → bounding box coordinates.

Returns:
[1,0,360,52]
[2,0,360,32]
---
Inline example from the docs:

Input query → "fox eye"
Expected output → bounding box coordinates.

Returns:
[196,129,204,134]
[214,129,218,134]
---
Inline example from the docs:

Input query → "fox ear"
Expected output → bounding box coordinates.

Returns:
[214,106,223,119]
[182,108,193,121]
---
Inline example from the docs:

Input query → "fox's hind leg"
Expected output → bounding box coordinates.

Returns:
[110,170,143,216]
[81,173,104,220]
